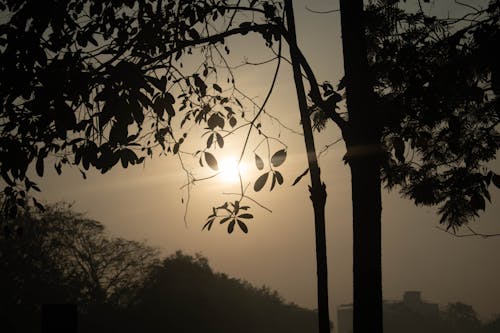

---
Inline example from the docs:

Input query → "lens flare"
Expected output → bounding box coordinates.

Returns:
[218,157,246,183]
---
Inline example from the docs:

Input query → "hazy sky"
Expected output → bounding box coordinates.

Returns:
[34,0,499,326]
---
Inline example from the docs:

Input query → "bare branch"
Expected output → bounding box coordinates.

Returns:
[222,192,272,213]
[454,0,481,13]
[238,32,283,164]
[305,5,340,14]
[318,138,344,158]
[436,226,500,238]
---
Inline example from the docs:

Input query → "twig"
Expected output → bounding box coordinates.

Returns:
[318,138,343,158]
[238,30,283,164]
[305,5,340,14]
[222,192,272,213]
[454,0,481,13]
[436,226,500,238]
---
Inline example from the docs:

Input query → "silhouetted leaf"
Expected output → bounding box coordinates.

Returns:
[202,219,214,231]
[254,172,269,192]
[255,154,264,170]
[492,174,500,188]
[166,102,175,117]
[207,113,224,130]
[147,75,165,91]
[54,163,62,175]
[213,83,222,93]
[206,133,214,148]
[237,220,248,233]
[275,171,283,185]
[153,96,166,118]
[216,133,224,148]
[32,197,45,212]
[188,28,200,40]
[484,189,491,203]
[219,216,231,225]
[232,200,240,215]
[229,117,237,127]
[228,220,235,233]
[194,75,207,96]
[271,149,286,167]
[204,152,218,171]
[292,168,309,186]
[238,213,253,219]
[119,149,138,168]
[470,194,485,211]
[393,137,405,162]
[270,173,276,191]
[36,157,44,177]
[109,123,128,145]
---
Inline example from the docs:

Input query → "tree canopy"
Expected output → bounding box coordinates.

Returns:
[1,1,499,332]
[1,0,498,227]
[0,203,318,333]
[0,0,284,222]
[363,1,500,227]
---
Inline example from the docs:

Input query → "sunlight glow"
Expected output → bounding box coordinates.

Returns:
[218,157,246,183]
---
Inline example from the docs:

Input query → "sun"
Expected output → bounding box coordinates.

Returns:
[218,157,246,183]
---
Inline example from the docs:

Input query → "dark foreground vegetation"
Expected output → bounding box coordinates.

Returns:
[388,302,500,333]
[338,295,500,333]
[1,203,499,333]
[0,203,318,333]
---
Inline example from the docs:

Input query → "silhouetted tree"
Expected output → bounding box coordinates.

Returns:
[0,209,75,332]
[322,1,500,331]
[442,302,482,333]
[1,1,499,333]
[483,314,500,333]
[1,203,318,332]
[128,251,318,333]
[0,203,159,332]
[0,1,333,330]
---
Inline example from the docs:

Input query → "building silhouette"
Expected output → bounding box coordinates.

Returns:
[337,291,440,333]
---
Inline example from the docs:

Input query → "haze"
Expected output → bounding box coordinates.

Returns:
[33,0,500,325]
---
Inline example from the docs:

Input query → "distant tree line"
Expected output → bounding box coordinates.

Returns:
[383,300,500,333]
[0,203,318,333]
[2,202,499,333]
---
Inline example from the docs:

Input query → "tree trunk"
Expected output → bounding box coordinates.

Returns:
[349,159,382,333]
[339,0,383,332]
[284,1,331,332]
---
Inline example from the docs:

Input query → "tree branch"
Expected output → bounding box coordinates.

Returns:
[140,23,277,69]
[436,225,500,238]
[279,27,348,133]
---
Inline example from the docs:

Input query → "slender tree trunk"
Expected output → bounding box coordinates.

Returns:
[284,1,331,332]
[339,0,383,333]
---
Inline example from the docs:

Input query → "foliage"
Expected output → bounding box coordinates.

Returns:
[0,202,318,333]
[483,314,500,333]
[360,0,499,229]
[127,251,319,333]
[442,302,482,333]
[0,203,159,310]
[2,0,496,231]
[1,2,499,331]
[0,0,284,223]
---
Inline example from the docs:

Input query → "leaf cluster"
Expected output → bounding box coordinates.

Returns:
[1,203,318,333]
[365,0,500,229]
[204,200,253,233]
[0,0,283,218]
[253,149,286,191]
